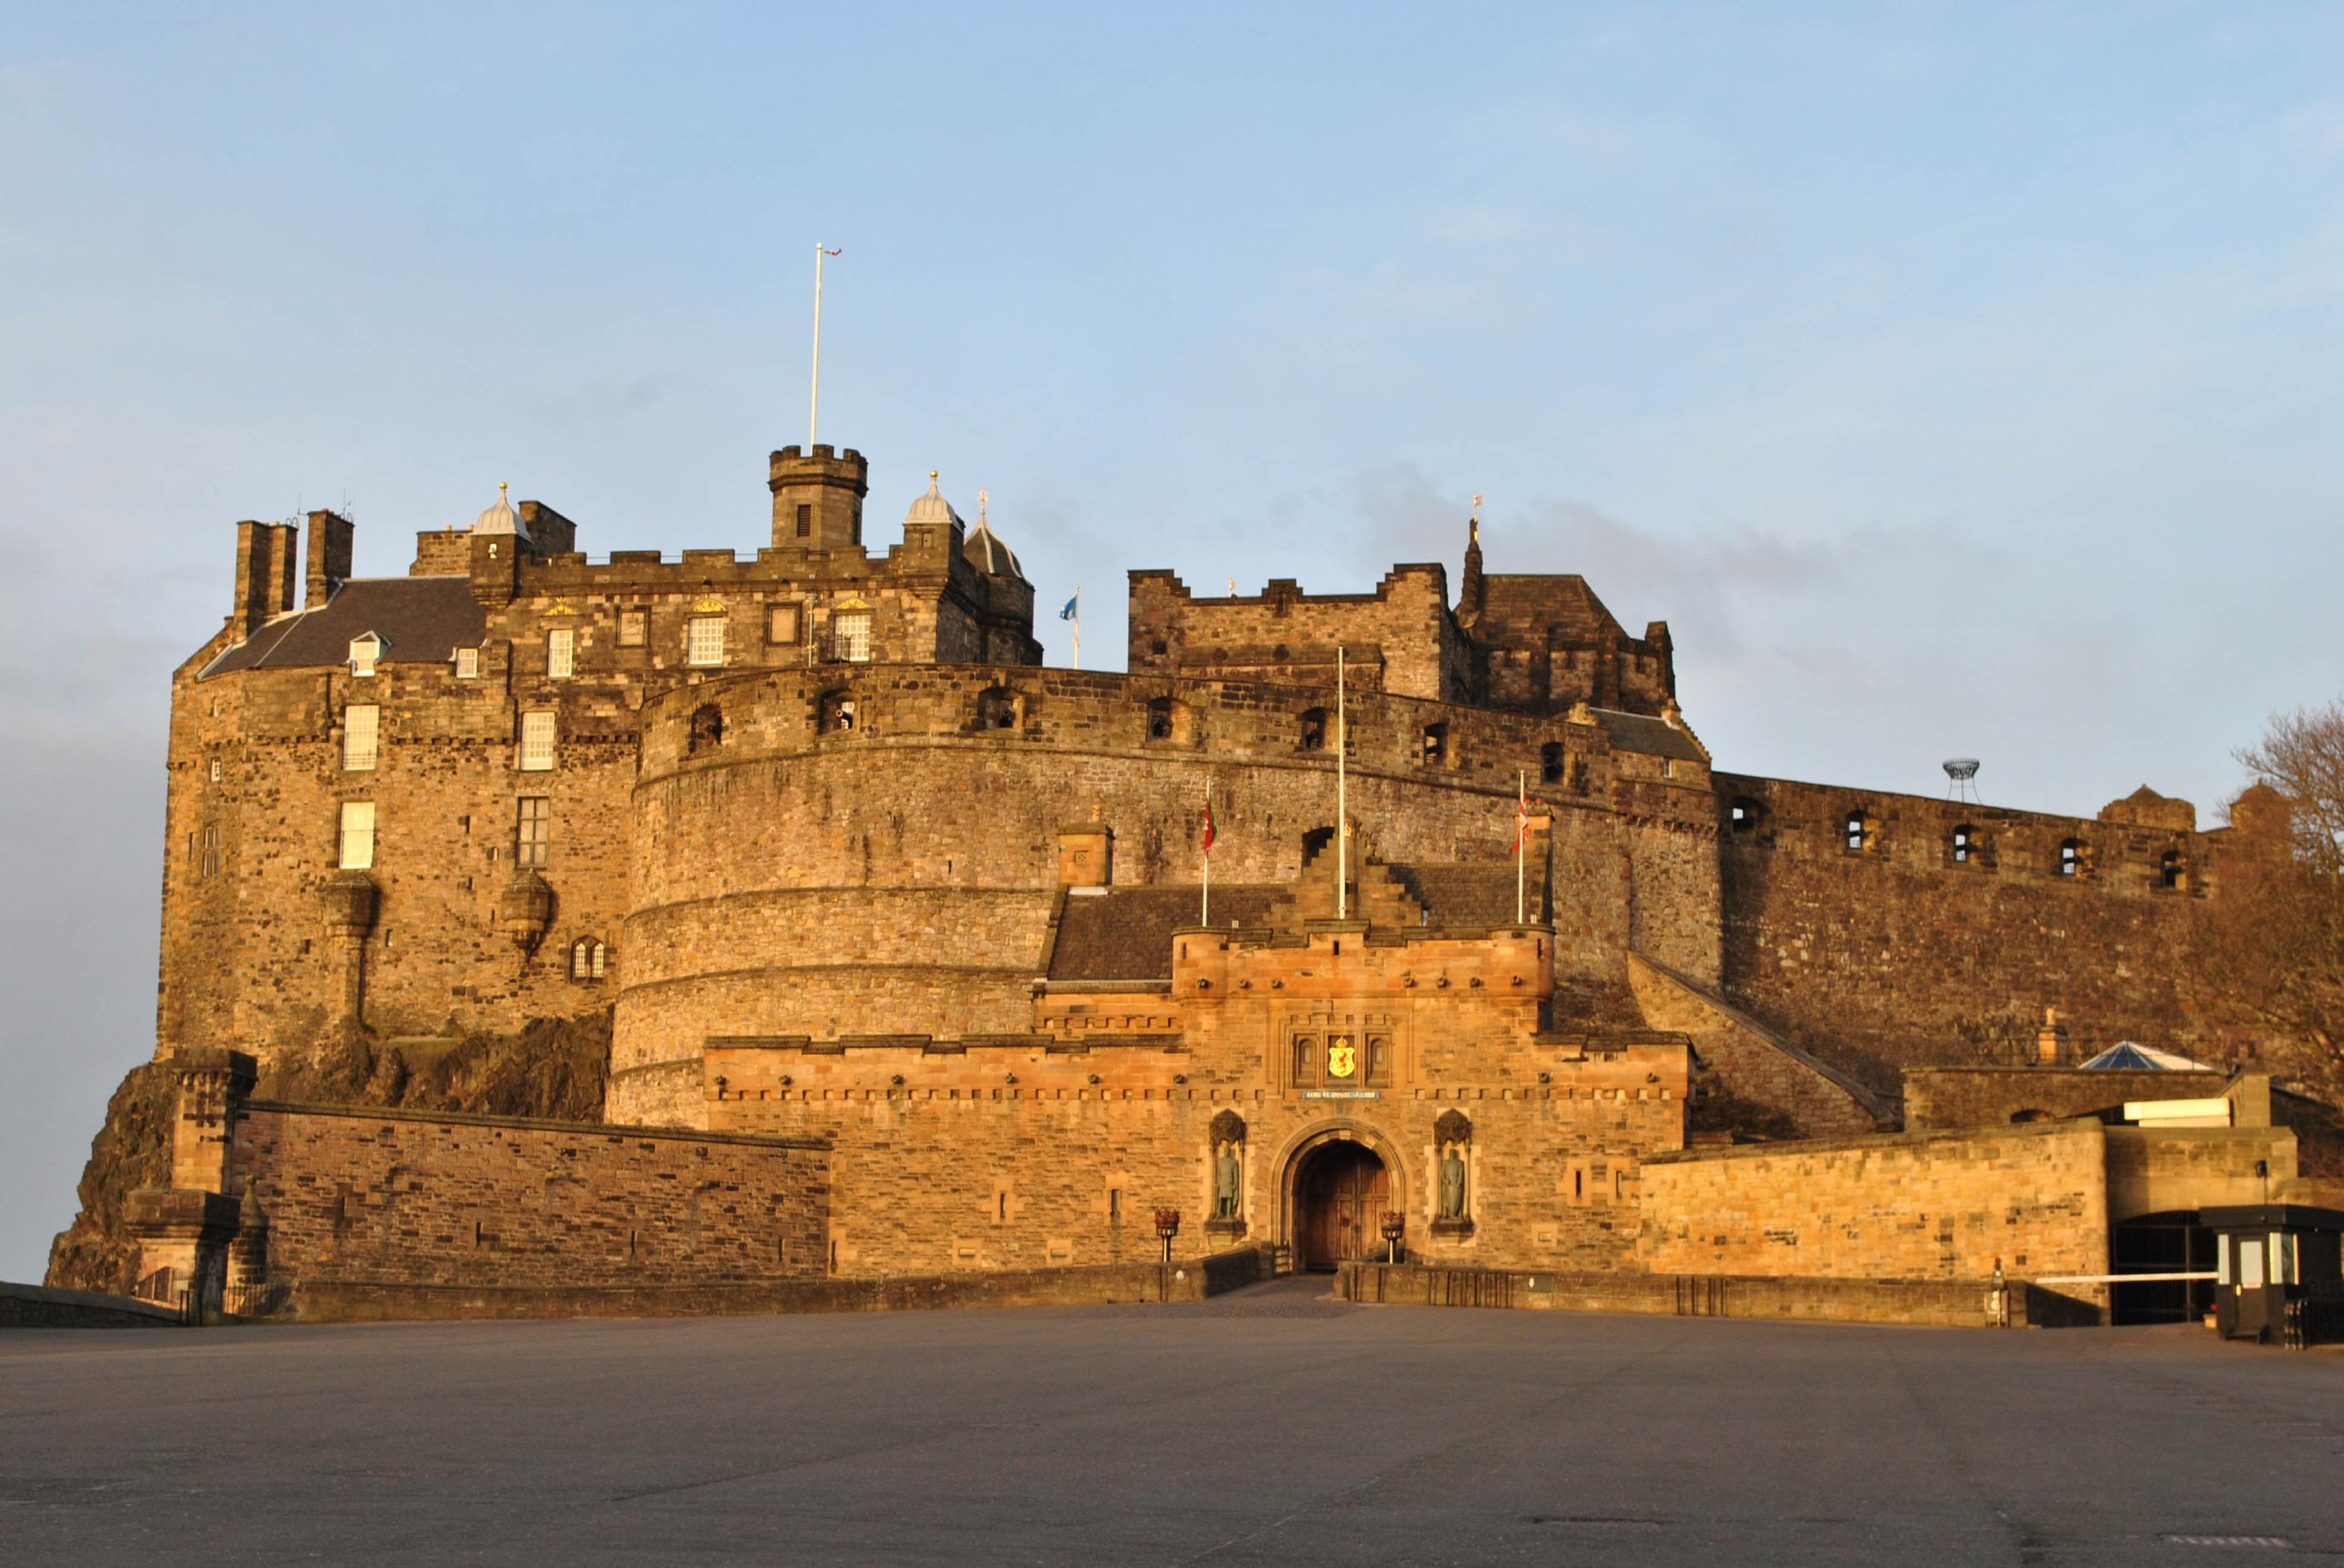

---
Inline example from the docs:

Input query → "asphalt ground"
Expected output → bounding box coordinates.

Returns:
[3,1273,2340,1566]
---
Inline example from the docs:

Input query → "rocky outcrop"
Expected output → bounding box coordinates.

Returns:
[45,1009,612,1295]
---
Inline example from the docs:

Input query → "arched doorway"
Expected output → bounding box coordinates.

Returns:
[1294,1140,1389,1271]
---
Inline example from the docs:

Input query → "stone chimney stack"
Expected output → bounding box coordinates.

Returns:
[305,509,354,609]
[230,520,300,642]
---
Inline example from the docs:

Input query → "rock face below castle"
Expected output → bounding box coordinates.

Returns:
[50,442,2241,1297]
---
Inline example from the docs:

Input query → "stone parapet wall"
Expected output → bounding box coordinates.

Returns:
[1637,1121,2111,1282]
[1715,771,2219,1074]
[1904,1067,2240,1130]
[232,1101,830,1289]
[256,1244,1273,1322]
[1336,1261,2020,1327]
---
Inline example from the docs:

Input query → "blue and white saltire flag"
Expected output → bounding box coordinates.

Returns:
[1059,593,1079,621]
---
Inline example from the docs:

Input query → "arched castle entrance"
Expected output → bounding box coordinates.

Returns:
[1280,1124,1402,1272]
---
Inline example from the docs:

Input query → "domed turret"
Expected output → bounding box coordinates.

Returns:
[903,471,965,530]
[962,488,1027,582]
[473,481,530,541]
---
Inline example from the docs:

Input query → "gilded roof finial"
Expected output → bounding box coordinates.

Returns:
[978,487,988,525]
[1470,492,1482,546]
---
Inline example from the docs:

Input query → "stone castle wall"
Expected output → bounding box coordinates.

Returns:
[1638,1121,2113,1282]
[1715,772,2219,1076]
[232,1100,830,1288]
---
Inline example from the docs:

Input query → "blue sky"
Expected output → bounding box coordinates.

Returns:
[2,3,2340,1278]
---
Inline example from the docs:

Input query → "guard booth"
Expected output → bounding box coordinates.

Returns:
[2200,1204,2344,1346]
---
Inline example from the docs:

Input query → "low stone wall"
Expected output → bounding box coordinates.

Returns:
[0,1282,186,1329]
[252,1244,1275,1323]
[1905,1066,2245,1131]
[1637,1120,2111,1283]
[236,1100,832,1291]
[1336,1261,2048,1328]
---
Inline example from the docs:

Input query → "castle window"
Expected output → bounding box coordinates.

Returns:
[1298,709,1328,751]
[975,687,1019,730]
[688,703,725,755]
[518,711,557,772]
[687,615,727,668]
[197,819,221,879]
[2160,850,2187,891]
[569,937,607,982]
[818,691,856,734]
[2059,838,2083,877]
[342,704,379,772]
[618,609,647,647]
[1729,798,1760,834]
[1421,723,1448,765]
[1290,1034,1318,1088]
[1952,823,1975,863]
[795,503,812,540]
[515,797,551,868]
[833,609,873,663]
[1365,1035,1392,1087]
[767,602,801,645]
[1541,742,1564,785]
[348,633,381,677]
[1147,696,1175,742]
[454,647,480,679]
[546,628,574,679]
[1843,811,1872,852]
[338,801,374,870]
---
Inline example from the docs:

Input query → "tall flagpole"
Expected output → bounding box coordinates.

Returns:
[809,243,840,446]
[1336,645,1348,921]
[1516,769,1527,926]
[1072,587,1081,671]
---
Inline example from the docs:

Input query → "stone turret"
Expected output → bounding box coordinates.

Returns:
[770,444,869,550]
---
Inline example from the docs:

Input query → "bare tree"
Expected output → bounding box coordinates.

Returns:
[2193,701,2344,1097]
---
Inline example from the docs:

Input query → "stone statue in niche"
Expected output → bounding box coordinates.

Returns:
[1206,1110,1247,1229]
[1438,1145,1466,1220]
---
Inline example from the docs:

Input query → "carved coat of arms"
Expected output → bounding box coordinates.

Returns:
[1326,1037,1357,1078]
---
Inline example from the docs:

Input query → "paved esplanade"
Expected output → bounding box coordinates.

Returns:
[4,1278,2337,1566]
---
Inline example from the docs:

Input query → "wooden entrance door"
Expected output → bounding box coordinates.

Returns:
[1297,1141,1389,1271]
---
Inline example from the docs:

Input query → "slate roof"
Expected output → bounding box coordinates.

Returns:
[1588,707,1705,763]
[203,577,486,677]
[1046,887,1280,982]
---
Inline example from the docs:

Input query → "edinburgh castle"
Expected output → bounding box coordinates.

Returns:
[47,440,2324,1324]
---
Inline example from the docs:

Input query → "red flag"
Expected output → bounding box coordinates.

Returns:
[1515,778,1546,851]
[1201,791,1216,852]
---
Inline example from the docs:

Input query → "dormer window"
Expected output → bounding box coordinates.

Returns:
[348,633,382,677]
[453,647,479,679]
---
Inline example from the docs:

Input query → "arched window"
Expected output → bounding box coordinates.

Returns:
[974,686,1019,730]
[1540,742,1564,785]
[2059,838,2084,877]
[569,938,607,982]
[1844,810,1872,852]
[688,704,724,755]
[1298,708,1328,751]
